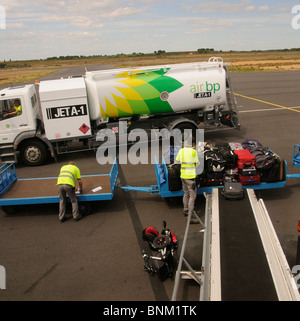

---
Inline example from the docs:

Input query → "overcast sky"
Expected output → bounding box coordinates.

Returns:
[0,0,299,61]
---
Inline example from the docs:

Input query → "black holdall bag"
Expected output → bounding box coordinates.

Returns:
[250,146,275,170]
[204,148,227,173]
[222,181,244,200]
[242,138,263,151]
[215,142,238,169]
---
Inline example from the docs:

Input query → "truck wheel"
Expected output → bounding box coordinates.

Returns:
[20,140,48,166]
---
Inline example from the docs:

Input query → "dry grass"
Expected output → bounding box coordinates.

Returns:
[0,68,59,85]
[1,50,300,85]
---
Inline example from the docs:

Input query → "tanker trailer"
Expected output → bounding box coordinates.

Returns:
[84,57,240,133]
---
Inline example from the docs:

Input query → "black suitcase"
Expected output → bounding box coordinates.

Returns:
[238,166,257,176]
[222,182,244,200]
[168,165,182,191]
[259,156,286,183]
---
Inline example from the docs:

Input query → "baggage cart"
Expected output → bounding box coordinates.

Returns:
[0,158,119,214]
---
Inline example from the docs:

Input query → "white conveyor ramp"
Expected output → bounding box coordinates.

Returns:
[172,188,300,301]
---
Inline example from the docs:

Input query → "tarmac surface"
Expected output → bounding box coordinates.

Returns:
[0,65,300,305]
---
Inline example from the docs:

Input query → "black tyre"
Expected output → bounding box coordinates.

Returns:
[153,235,170,249]
[20,140,48,166]
[1,205,17,215]
[79,202,91,216]
[173,122,198,142]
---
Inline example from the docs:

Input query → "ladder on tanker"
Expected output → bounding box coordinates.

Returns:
[224,63,241,130]
[171,188,300,301]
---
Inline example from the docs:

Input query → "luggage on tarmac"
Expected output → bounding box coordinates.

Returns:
[142,226,160,251]
[142,221,178,281]
[222,181,244,200]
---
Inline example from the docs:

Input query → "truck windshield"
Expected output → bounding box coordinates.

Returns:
[0,98,22,120]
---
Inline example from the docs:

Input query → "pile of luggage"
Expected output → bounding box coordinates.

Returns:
[199,138,286,187]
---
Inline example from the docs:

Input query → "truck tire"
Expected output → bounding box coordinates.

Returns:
[20,140,48,166]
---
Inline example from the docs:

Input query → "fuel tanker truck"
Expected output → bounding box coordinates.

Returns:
[0,57,240,165]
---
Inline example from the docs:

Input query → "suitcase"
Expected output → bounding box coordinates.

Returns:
[238,166,257,176]
[204,171,224,186]
[224,168,238,182]
[259,156,286,182]
[234,149,256,169]
[238,173,260,185]
[168,165,182,191]
[222,182,244,200]
[229,142,243,150]
[273,155,286,182]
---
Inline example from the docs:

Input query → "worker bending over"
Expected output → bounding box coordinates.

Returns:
[57,161,83,222]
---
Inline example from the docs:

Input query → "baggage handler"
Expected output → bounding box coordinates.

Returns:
[57,161,83,222]
[174,138,200,224]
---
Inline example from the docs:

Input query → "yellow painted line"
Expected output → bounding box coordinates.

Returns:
[234,93,300,113]
[85,67,88,72]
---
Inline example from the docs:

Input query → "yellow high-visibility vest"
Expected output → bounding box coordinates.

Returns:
[176,147,199,179]
[57,164,81,187]
[14,105,22,116]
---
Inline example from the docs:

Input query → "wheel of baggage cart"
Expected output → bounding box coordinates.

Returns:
[1,205,17,215]
[79,202,91,216]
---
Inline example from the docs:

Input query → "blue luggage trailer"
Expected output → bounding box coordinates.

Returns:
[290,144,300,175]
[0,158,119,214]
[121,148,289,198]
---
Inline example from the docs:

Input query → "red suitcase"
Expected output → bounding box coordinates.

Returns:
[234,149,256,169]
[238,173,260,185]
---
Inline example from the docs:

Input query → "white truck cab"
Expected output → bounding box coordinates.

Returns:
[0,84,44,164]
[0,85,39,141]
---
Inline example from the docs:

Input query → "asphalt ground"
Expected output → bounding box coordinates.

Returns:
[0,66,300,308]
